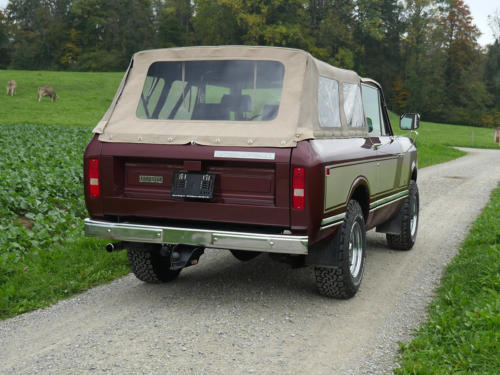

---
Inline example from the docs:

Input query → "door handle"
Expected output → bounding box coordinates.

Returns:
[371,142,382,150]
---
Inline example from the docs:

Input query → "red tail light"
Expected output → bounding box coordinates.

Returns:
[88,158,100,198]
[292,167,305,210]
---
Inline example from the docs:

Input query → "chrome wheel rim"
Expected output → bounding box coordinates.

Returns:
[410,197,418,238]
[349,221,363,279]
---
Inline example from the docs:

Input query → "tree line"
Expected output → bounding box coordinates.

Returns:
[0,0,499,127]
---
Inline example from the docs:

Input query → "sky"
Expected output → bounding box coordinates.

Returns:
[0,0,498,46]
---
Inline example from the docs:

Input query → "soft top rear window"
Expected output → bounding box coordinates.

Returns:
[137,60,285,121]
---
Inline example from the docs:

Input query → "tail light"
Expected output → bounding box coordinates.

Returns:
[88,158,100,198]
[292,167,305,210]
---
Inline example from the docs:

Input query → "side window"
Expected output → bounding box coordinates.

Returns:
[318,76,341,127]
[361,84,382,136]
[343,83,364,127]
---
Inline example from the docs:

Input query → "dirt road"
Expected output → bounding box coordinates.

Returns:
[2,147,500,375]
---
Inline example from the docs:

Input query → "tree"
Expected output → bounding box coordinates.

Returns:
[399,0,447,120]
[194,0,313,50]
[0,10,10,68]
[440,0,491,125]
[193,0,242,45]
[6,0,72,69]
[71,0,155,71]
[156,0,193,47]
[314,0,357,68]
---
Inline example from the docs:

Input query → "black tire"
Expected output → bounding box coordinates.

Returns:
[230,250,261,261]
[127,243,181,283]
[314,200,366,299]
[386,180,419,251]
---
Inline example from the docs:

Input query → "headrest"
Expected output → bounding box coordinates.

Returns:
[220,94,252,112]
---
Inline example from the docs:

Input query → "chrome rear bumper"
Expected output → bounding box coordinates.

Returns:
[84,218,308,255]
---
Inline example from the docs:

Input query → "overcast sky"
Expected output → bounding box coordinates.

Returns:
[0,0,498,46]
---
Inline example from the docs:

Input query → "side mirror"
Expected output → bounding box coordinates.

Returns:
[367,117,373,133]
[400,113,420,130]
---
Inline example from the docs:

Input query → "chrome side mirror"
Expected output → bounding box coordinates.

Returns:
[400,113,420,130]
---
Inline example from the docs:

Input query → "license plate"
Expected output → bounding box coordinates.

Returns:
[171,172,215,199]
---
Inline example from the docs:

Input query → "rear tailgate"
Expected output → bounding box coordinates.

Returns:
[93,142,291,228]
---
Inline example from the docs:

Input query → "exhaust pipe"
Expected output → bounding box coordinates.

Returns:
[106,242,125,253]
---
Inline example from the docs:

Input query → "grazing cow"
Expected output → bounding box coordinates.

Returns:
[495,127,500,143]
[6,80,17,96]
[38,86,58,102]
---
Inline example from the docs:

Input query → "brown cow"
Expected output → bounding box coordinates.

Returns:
[38,86,58,102]
[6,80,17,96]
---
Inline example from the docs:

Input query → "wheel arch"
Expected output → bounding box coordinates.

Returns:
[347,177,370,222]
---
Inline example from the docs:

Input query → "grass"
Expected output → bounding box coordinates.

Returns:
[390,112,499,168]
[0,70,122,126]
[0,238,129,318]
[395,185,500,374]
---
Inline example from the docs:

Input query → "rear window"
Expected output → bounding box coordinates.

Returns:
[137,60,284,121]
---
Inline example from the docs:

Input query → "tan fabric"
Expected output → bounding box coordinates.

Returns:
[94,46,368,147]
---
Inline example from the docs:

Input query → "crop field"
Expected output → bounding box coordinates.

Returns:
[0,123,128,319]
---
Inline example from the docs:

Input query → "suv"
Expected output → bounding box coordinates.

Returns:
[84,46,419,299]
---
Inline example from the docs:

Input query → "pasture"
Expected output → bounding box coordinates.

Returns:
[0,70,122,126]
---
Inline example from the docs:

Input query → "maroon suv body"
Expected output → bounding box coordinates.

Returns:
[84,47,419,298]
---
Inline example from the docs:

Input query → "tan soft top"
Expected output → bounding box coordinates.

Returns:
[94,46,368,147]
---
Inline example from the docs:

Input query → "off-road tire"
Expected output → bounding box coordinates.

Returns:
[230,250,261,261]
[127,243,181,283]
[314,200,366,299]
[386,180,419,251]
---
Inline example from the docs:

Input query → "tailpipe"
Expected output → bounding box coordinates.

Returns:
[106,242,125,253]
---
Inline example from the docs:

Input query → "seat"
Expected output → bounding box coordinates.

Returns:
[191,103,229,120]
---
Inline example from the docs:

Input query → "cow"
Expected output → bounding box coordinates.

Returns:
[6,80,17,96]
[38,86,58,102]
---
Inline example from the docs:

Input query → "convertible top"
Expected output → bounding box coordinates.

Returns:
[94,46,369,147]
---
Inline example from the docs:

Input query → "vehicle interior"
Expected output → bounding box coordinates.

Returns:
[137,60,285,122]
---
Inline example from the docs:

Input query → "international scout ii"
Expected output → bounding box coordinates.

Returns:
[84,46,419,299]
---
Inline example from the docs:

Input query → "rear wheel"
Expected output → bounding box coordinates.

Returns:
[314,200,366,299]
[230,250,261,261]
[386,180,419,251]
[127,243,181,283]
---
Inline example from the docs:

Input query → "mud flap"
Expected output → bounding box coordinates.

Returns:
[376,208,402,235]
[305,229,343,267]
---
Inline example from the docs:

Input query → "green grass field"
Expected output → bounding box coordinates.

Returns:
[390,112,499,168]
[396,185,500,374]
[0,70,122,126]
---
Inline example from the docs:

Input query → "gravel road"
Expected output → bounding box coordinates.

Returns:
[2,147,500,375]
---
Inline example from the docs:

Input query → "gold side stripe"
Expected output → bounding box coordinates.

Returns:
[320,190,409,231]
[370,190,408,210]
[321,212,346,227]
